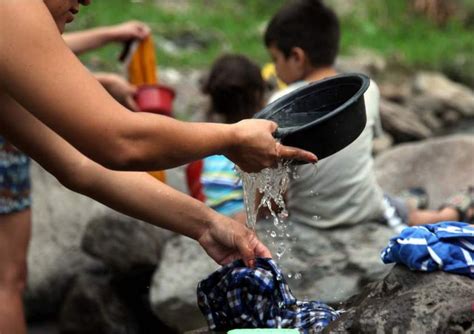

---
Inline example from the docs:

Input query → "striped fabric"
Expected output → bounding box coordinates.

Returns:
[201,155,244,216]
[0,136,31,215]
[381,221,474,278]
[197,258,340,332]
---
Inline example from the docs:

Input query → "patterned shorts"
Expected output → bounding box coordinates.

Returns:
[0,136,31,214]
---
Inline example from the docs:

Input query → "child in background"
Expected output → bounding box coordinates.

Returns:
[264,0,473,230]
[188,54,267,224]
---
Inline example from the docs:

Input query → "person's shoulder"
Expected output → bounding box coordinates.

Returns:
[268,81,307,104]
[366,79,380,99]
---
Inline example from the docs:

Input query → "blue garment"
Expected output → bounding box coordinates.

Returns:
[197,258,340,333]
[201,155,244,216]
[381,222,474,278]
[0,136,31,215]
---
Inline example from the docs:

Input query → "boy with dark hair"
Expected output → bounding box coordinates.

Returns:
[263,0,473,231]
[264,0,340,70]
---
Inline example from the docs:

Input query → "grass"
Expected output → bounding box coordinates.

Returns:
[70,0,474,78]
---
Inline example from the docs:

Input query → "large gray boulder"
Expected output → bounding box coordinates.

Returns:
[26,162,109,318]
[413,72,474,117]
[324,265,474,333]
[376,135,474,209]
[81,213,169,275]
[150,235,218,332]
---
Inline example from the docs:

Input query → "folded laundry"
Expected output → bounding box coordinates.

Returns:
[381,221,474,278]
[197,258,340,333]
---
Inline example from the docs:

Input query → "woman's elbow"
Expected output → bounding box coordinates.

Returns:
[94,139,146,171]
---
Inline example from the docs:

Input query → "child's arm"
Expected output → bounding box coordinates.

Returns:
[0,1,316,173]
[63,21,150,55]
[0,93,271,266]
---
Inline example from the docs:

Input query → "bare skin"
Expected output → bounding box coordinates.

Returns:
[64,21,151,55]
[0,210,31,334]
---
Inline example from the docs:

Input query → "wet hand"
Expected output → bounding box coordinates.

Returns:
[197,216,272,267]
[226,119,317,173]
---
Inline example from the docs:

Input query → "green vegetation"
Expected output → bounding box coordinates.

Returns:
[71,0,473,75]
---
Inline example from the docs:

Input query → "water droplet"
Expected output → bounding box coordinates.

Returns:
[276,242,287,259]
[276,274,283,281]
[313,215,321,221]
[287,273,293,278]
[270,231,277,238]
[294,272,302,280]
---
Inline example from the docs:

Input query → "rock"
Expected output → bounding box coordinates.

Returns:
[150,236,219,332]
[159,68,208,122]
[375,135,474,209]
[379,81,412,103]
[413,72,474,117]
[336,49,387,77]
[81,213,169,275]
[59,272,140,334]
[25,162,110,319]
[259,221,395,305]
[379,98,433,142]
[324,265,474,333]
[59,269,176,334]
[373,133,393,155]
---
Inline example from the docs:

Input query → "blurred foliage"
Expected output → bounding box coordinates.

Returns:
[70,0,474,80]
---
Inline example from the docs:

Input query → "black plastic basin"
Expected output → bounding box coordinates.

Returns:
[255,73,370,161]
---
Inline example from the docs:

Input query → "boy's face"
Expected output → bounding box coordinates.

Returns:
[268,45,305,85]
[43,0,91,33]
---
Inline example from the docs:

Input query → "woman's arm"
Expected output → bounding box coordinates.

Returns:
[0,93,271,266]
[63,21,150,55]
[0,1,316,173]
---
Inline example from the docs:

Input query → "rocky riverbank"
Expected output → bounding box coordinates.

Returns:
[27,59,474,332]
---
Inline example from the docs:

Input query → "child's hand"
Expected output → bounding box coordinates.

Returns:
[226,119,317,173]
[108,21,151,42]
[96,73,139,111]
[197,215,271,267]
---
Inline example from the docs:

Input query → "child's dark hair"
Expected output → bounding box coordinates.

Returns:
[202,54,265,124]
[264,0,340,67]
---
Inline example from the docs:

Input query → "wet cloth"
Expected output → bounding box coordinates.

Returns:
[197,258,340,333]
[381,222,474,278]
[0,136,31,215]
[201,155,244,216]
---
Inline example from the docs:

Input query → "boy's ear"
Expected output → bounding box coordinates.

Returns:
[290,47,307,65]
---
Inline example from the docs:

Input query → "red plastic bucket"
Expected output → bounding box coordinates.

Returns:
[135,84,175,117]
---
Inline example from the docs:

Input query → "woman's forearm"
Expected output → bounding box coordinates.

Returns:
[63,27,114,55]
[78,165,215,240]
[0,96,219,240]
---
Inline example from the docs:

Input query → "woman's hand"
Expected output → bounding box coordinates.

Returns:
[197,216,272,267]
[95,73,139,111]
[108,21,151,42]
[226,119,317,173]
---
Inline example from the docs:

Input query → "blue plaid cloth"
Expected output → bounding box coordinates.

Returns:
[381,222,474,278]
[197,258,340,332]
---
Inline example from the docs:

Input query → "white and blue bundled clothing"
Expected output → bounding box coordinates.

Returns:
[0,136,31,215]
[381,222,474,278]
[197,258,340,332]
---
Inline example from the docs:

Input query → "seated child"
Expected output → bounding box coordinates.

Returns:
[187,54,267,224]
[264,0,473,230]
